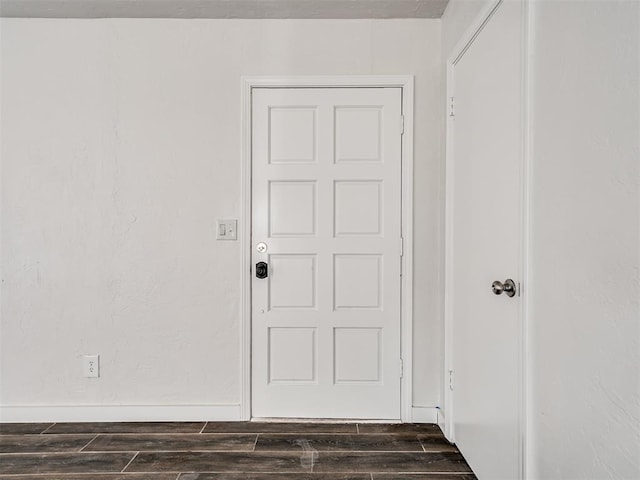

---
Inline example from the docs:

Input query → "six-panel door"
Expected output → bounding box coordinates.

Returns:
[251,87,403,419]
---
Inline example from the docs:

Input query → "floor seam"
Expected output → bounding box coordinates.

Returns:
[120,451,139,473]
[40,423,56,434]
[0,449,461,454]
[199,422,208,434]
[14,432,249,436]
[78,434,100,452]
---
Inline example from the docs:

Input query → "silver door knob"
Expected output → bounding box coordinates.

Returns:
[492,279,517,297]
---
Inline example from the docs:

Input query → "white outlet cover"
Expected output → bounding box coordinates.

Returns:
[83,355,100,378]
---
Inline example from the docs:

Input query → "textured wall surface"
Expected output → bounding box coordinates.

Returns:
[529,1,640,478]
[0,18,443,414]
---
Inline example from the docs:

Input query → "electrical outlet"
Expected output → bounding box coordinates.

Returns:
[83,355,100,378]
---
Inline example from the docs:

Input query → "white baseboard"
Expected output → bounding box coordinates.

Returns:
[0,404,242,423]
[437,407,446,432]
[411,406,438,423]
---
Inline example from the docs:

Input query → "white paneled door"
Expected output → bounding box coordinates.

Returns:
[448,1,523,479]
[251,88,403,419]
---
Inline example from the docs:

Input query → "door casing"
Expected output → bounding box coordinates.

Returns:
[443,0,531,477]
[240,76,415,422]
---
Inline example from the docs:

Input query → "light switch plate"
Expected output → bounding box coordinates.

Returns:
[216,219,237,240]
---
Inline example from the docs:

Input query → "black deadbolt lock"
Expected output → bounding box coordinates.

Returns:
[255,261,268,279]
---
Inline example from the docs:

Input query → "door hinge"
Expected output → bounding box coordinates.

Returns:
[399,359,404,378]
[449,97,455,117]
[448,369,454,391]
[399,237,404,277]
[400,115,405,135]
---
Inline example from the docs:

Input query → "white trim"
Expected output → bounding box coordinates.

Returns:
[242,76,416,89]
[443,1,529,476]
[0,404,241,423]
[240,75,415,423]
[437,406,446,432]
[251,417,397,424]
[411,406,438,424]
[443,56,456,441]
[450,0,505,68]
[521,1,532,478]
[400,77,415,424]
[240,78,253,422]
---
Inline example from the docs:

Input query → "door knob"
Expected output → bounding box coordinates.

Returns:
[256,262,268,279]
[492,279,517,297]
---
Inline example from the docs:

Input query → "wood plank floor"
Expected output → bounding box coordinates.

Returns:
[0,422,476,479]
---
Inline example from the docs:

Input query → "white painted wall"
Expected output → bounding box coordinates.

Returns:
[0,18,443,420]
[443,0,640,478]
[529,1,639,478]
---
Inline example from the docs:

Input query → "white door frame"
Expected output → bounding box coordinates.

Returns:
[443,0,530,476]
[240,76,415,422]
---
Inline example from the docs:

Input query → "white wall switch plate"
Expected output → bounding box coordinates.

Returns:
[216,219,237,240]
[83,355,100,378]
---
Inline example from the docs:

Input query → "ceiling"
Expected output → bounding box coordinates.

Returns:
[0,0,449,19]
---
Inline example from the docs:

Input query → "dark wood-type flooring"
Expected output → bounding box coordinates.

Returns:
[0,422,476,479]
